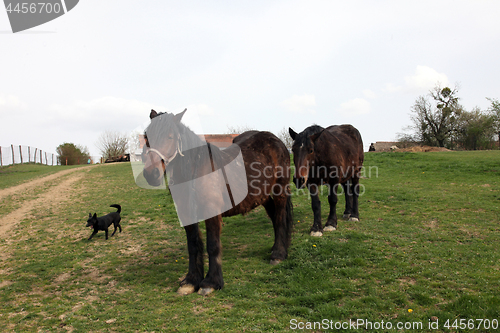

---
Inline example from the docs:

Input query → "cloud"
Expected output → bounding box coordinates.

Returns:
[404,66,449,92]
[338,98,371,116]
[384,66,450,94]
[0,94,27,109]
[362,89,377,99]
[279,94,316,114]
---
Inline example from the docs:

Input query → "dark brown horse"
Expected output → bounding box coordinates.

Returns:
[289,124,363,237]
[142,109,293,296]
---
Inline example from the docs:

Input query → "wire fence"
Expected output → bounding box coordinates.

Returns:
[0,145,60,166]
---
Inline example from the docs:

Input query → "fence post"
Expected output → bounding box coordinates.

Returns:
[19,145,23,164]
[0,147,2,166]
[52,154,54,166]
[11,144,14,165]
[45,152,48,165]
[28,146,30,163]
[40,150,42,164]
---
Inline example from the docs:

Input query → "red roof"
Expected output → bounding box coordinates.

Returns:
[199,134,239,148]
[138,134,239,149]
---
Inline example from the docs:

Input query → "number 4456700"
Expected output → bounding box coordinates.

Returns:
[5,2,62,14]
[444,318,498,330]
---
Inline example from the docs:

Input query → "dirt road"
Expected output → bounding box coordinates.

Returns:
[0,166,93,238]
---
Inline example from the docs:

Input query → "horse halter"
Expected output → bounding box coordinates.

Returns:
[146,135,184,166]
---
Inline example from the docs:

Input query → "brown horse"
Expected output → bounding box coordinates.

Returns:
[289,124,364,237]
[142,109,293,295]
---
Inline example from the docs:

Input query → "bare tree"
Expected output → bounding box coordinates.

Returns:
[276,126,293,151]
[409,84,462,147]
[96,131,129,159]
[226,124,254,134]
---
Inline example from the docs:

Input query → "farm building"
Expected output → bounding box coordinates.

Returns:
[137,134,240,150]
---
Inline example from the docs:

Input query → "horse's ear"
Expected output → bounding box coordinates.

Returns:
[93,213,97,219]
[174,108,187,123]
[88,213,92,218]
[150,109,158,119]
[289,127,298,140]
[310,131,323,143]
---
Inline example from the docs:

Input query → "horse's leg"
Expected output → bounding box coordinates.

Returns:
[309,183,323,237]
[178,223,204,295]
[342,180,353,220]
[268,194,290,264]
[349,177,360,222]
[263,198,280,263]
[198,215,224,296]
[325,181,339,231]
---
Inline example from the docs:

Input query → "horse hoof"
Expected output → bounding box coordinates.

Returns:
[324,226,337,232]
[198,287,215,296]
[342,214,350,220]
[177,284,196,295]
[349,217,359,222]
[270,259,281,265]
[310,231,323,237]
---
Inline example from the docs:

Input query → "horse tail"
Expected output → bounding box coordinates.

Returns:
[285,192,293,248]
[110,204,121,213]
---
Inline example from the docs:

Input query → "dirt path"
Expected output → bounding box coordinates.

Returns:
[0,166,92,202]
[0,166,92,238]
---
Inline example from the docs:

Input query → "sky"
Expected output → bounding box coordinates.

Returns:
[1,0,500,157]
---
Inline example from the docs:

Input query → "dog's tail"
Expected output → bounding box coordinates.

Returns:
[110,204,121,213]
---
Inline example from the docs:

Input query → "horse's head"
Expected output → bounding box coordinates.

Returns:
[142,109,186,186]
[289,126,323,189]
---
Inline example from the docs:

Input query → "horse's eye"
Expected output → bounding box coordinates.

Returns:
[309,149,314,154]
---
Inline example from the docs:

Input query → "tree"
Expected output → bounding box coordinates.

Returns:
[57,143,90,165]
[226,124,254,134]
[276,126,293,151]
[409,85,462,147]
[487,97,500,142]
[96,131,129,160]
[455,107,496,150]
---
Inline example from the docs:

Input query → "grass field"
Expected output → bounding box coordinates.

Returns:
[0,163,83,190]
[0,151,499,332]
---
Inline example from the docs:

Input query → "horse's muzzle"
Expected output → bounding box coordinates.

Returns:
[143,167,163,187]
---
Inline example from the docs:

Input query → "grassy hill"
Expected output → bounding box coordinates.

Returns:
[0,151,499,332]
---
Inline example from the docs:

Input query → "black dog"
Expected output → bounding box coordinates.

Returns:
[86,204,122,240]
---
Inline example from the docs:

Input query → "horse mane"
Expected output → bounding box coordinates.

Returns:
[293,124,324,146]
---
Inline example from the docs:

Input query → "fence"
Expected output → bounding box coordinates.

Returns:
[0,145,60,166]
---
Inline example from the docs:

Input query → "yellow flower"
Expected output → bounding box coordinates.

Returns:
[408,309,413,313]
[313,245,316,247]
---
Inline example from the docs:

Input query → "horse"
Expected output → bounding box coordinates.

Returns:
[142,109,293,296]
[289,124,364,237]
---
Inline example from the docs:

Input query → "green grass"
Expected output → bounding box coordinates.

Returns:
[0,152,499,332]
[0,163,83,190]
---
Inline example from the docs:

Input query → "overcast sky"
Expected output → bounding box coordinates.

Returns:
[1,0,500,157]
